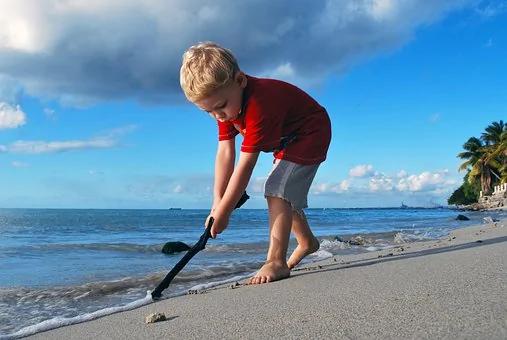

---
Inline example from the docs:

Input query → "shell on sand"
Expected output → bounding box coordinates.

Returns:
[145,312,167,324]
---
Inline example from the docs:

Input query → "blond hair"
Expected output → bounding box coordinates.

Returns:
[180,42,240,102]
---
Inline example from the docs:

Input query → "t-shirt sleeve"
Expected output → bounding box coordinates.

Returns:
[217,120,239,141]
[241,97,284,153]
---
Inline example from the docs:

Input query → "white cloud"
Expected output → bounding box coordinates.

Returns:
[0,125,135,154]
[0,102,26,129]
[0,0,474,105]
[340,179,351,191]
[349,164,375,178]
[369,174,394,192]
[261,62,296,80]
[11,160,29,168]
[396,170,456,192]
[5,138,115,154]
[311,180,350,194]
[370,0,397,20]
[0,75,22,103]
[310,168,457,195]
[397,170,408,178]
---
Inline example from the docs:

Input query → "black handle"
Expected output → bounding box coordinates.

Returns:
[151,218,213,299]
[151,192,249,299]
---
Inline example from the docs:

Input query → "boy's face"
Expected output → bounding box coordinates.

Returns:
[195,72,247,122]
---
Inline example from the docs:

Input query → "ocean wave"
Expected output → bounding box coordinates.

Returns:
[205,242,268,253]
[0,260,263,337]
[0,262,262,304]
[0,292,155,340]
[5,242,165,254]
[2,271,260,340]
[3,240,270,256]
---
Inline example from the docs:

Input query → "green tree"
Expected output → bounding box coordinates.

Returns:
[448,172,480,205]
[452,120,506,205]
[481,120,505,145]
[484,123,507,183]
[458,137,494,194]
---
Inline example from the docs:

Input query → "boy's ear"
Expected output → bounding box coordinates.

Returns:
[235,71,247,89]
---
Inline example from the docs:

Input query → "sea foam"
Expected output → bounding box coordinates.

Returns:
[1,291,154,340]
[1,272,257,339]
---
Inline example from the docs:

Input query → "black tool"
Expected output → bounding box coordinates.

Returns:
[151,191,249,299]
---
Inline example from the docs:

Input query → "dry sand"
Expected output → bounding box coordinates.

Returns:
[28,219,507,339]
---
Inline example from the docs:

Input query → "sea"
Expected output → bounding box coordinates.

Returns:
[0,207,505,338]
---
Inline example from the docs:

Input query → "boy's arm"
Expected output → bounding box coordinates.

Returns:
[211,151,259,238]
[212,139,236,211]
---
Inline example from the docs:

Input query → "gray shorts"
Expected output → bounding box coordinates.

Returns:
[264,159,320,211]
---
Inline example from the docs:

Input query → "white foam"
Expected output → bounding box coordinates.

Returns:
[309,249,333,260]
[395,231,437,243]
[319,239,351,250]
[2,272,264,339]
[366,246,379,251]
[3,291,154,340]
[188,273,254,291]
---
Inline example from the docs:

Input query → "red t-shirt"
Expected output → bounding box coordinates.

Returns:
[218,75,331,165]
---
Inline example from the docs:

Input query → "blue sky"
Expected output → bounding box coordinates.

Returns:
[0,0,505,209]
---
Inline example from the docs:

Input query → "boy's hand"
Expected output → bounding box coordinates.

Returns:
[206,209,230,238]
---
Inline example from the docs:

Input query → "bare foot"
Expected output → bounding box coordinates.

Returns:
[249,260,290,285]
[287,236,320,270]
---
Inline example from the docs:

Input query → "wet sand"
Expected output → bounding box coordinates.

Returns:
[28,219,507,339]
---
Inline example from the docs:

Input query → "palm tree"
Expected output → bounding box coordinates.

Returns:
[481,120,505,145]
[458,137,495,194]
[486,129,507,183]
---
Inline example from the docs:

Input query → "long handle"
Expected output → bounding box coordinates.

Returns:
[151,218,213,299]
[151,192,249,299]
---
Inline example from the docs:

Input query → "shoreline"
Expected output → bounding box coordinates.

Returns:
[22,218,507,339]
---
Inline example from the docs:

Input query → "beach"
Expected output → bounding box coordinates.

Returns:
[24,218,506,340]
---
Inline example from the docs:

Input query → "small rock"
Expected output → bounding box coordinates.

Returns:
[161,241,191,254]
[394,233,407,244]
[349,236,366,246]
[483,216,499,224]
[476,240,483,243]
[456,214,470,221]
[229,282,240,289]
[334,236,345,242]
[145,312,167,324]
[317,265,322,269]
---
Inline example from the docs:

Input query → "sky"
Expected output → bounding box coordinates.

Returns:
[0,0,505,209]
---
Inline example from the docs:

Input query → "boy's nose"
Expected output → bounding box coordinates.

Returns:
[214,111,226,119]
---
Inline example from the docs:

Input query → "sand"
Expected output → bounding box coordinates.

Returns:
[27,219,507,339]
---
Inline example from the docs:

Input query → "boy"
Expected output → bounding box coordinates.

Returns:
[180,42,331,285]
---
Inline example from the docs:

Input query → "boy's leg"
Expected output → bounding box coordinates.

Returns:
[287,210,320,269]
[249,197,291,284]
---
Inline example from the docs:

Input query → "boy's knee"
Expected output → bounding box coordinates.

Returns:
[266,195,293,211]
